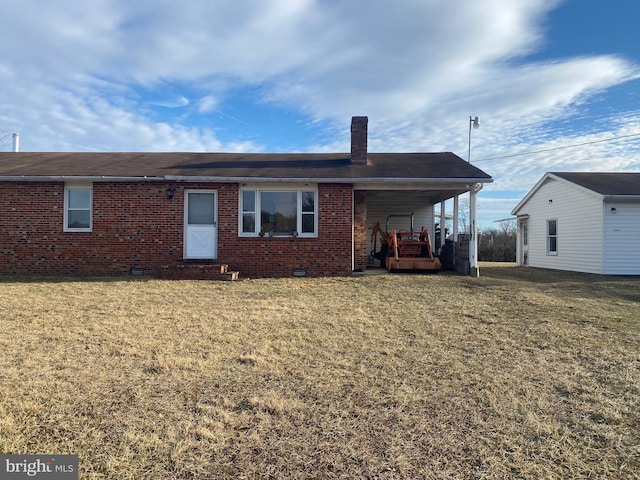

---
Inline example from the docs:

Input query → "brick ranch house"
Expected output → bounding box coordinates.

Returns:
[0,118,492,278]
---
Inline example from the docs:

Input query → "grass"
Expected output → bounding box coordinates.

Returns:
[0,264,638,479]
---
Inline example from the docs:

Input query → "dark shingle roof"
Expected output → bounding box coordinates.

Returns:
[552,172,640,195]
[0,152,491,182]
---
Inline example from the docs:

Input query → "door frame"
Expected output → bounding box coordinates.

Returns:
[518,217,529,266]
[183,189,218,259]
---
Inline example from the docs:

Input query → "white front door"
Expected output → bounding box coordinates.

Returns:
[184,190,217,259]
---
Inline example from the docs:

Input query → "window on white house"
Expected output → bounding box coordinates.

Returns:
[239,188,317,237]
[64,185,92,231]
[547,219,557,254]
[522,223,528,246]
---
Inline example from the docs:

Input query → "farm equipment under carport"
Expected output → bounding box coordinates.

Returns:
[370,214,442,273]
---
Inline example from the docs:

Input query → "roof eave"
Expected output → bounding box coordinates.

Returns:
[1,175,493,184]
[512,172,562,215]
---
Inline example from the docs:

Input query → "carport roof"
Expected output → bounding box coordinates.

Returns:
[0,152,492,184]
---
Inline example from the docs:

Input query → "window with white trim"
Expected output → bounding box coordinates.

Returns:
[547,219,557,255]
[64,185,92,232]
[239,188,317,237]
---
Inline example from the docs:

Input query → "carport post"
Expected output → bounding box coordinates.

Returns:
[440,200,446,250]
[453,195,459,241]
[469,184,483,277]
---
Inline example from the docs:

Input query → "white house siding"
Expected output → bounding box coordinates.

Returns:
[522,178,603,274]
[365,191,434,259]
[603,200,640,275]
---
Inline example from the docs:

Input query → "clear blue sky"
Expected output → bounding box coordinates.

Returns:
[1,0,639,227]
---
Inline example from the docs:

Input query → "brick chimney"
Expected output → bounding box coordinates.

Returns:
[350,116,368,165]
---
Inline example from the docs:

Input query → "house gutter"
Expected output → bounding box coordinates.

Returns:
[602,195,640,201]
[164,176,492,184]
[0,175,493,185]
[0,176,167,182]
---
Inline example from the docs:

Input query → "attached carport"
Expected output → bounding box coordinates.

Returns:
[353,179,490,276]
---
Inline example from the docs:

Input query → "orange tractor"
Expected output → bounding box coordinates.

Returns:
[370,214,442,272]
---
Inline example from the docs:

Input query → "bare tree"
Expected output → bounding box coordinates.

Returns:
[458,197,470,234]
[498,218,517,237]
[478,218,517,261]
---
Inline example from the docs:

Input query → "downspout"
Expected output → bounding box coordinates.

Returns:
[468,183,483,277]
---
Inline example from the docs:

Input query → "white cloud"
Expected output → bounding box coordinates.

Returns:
[0,69,259,152]
[1,0,639,200]
[196,96,219,114]
[149,96,190,108]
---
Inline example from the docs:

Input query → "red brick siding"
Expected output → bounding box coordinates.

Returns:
[353,191,368,271]
[0,181,354,277]
[220,183,353,277]
[0,182,185,275]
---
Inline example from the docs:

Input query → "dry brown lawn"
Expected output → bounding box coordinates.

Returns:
[0,264,638,479]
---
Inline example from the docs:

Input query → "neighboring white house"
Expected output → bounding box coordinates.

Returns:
[511,172,640,275]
